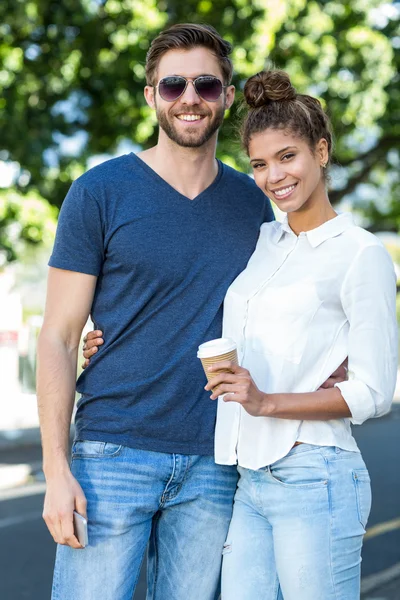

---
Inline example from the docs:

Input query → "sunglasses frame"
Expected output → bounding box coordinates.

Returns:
[154,75,227,103]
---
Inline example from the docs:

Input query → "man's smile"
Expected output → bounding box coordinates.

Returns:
[176,113,206,123]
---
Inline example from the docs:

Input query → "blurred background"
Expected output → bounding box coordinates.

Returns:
[0,0,399,598]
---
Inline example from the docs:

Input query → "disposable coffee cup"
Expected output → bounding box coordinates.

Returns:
[197,338,238,393]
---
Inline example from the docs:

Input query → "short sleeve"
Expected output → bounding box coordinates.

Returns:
[335,244,398,424]
[49,181,104,276]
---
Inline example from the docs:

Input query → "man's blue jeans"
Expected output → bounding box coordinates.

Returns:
[221,443,371,599]
[51,441,238,600]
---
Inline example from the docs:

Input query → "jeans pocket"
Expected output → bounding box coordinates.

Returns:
[72,440,123,459]
[352,469,372,529]
[269,468,328,488]
[268,452,329,488]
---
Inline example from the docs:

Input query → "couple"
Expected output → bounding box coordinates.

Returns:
[37,22,398,600]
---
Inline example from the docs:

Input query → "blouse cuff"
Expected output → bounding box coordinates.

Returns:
[334,380,377,425]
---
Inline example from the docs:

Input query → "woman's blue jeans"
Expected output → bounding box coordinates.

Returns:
[221,443,371,600]
[51,441,238,600]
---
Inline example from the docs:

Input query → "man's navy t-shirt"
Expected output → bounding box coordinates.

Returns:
[49,153,274,454]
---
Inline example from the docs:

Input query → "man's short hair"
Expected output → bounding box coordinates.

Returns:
[145,23,233,86]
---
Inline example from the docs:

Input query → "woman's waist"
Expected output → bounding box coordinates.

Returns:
[237,415,359,455]
[295,420,358,450]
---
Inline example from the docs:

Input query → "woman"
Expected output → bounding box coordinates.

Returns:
[204,69,398,599]
[83,70,398,599]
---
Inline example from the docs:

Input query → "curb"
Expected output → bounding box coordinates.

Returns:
[0,460,43,491]
[361,562,400,596]
[0,427,42,451]
[0,425,76,451]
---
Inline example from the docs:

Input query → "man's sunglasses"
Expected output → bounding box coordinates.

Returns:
[155,76,226,102]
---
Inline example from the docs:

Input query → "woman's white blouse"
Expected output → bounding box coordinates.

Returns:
[215,213,398,469]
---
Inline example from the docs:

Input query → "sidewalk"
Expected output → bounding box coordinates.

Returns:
[0,392,41,450]
[361,564,400,599]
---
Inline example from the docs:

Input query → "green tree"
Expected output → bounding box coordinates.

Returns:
[0,0,399,236]
[0,188,57,265]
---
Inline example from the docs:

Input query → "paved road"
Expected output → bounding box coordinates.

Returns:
[363,577,400,600]
[1,409,399,600]
[0,488,147,600]
[352,407,400,578]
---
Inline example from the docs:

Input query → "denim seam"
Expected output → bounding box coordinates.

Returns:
[273,445,324,460]
[167,454,192,501]
[160,455,192,504]
[274,576,281,600]
[71,448,123,459]
[267,467,328,489]
[320,453,362,462]
[51,550,60,600]
[254,472,264,514]
[172,454,192,498]
[290,445,324,455]
[151,512,161,599]
[71,440,124,459]
[222,540,232,555]
[323,454,339,600]
[352,470,370,530]
[160,455,177,506]
[130,548,145,600]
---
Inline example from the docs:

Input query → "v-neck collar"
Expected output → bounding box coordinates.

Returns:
[128,152,224,204]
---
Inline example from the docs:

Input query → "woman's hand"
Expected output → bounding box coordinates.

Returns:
[205,361,267,417]
[81,330,104,369]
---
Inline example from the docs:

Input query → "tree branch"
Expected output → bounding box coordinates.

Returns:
[336,135,398,167]
[330,136,397,204]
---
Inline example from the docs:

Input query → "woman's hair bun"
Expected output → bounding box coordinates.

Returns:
[243,70,296,108]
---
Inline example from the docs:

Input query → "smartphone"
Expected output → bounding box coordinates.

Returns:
[73,510,88,547]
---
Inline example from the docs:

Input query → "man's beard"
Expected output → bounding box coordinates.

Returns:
[156,103,225,148]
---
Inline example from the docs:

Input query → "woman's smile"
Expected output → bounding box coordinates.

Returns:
[269,182,298,201]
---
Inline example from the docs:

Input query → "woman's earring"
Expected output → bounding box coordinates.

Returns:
[321,162,327,168]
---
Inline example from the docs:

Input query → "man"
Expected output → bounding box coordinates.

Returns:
[37,23,344,600]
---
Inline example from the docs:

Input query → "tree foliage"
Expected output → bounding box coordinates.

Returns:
[0,188,57,265]
[0,0,399,239]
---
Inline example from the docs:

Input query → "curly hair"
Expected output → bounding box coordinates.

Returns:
[242,69,333,166]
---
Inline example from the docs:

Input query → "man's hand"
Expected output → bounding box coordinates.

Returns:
[82,330,104,369]
[319,358,348,389]
[43,470,87,549]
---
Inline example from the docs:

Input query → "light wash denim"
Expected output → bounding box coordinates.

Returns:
[51,441,238,600]
[221,443,371,600]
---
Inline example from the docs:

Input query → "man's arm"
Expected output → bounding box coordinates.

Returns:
[37,267,97,548]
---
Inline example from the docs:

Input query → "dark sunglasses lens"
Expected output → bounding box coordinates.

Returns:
[159,77,186,101]
[195,77,223,101]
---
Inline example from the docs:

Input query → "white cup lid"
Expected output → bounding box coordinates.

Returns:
[197,337,237,359]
